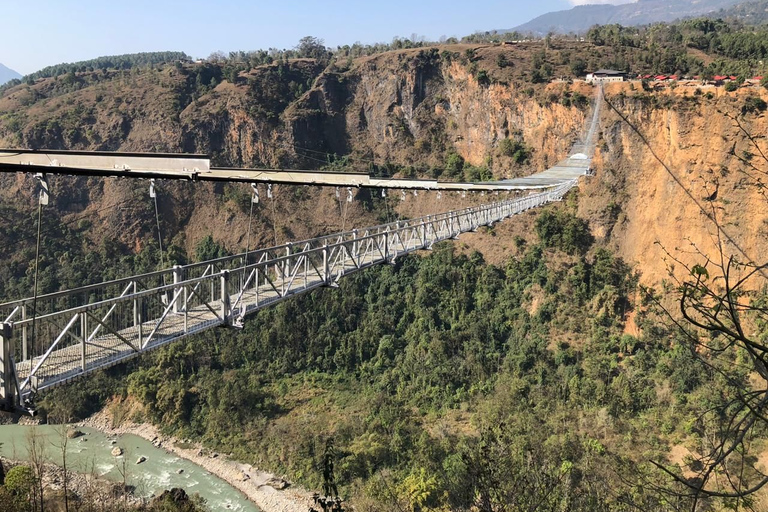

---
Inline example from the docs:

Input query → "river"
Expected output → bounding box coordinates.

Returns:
[0,425,260,511]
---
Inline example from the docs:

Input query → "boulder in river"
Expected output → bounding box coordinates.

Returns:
[152,488,190,505]
[67,429,85,439]
[177,469,184,474]
[111,447,123,457]
[264,477,290,490]
[136,456,146,465]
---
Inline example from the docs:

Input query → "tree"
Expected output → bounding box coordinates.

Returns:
[207,51,226,63]
[25,428,46,512]
[444,152,465,180]
[535,209,594,255]
[475,70,490,86]
[310,439,347,512]
[742,95,767,114]
[646,108,768,508]
[115,444,131,510]
[51,423,71,512]
[3,465,34,512]
[296,36,329,61]
[530,68,545,84]
[195,235,228,262]
[570,58,587,77]
[650,243,768,508]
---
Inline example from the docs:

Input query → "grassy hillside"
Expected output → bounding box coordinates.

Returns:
[0,23,768,510]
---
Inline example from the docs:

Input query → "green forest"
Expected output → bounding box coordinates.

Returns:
[2,11,768,512]
[6,191,754,511]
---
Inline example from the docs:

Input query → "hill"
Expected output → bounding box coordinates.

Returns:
[716,0,768,24]
[0,63,20,85]
[1,36,768,510]
[512,0,745,35]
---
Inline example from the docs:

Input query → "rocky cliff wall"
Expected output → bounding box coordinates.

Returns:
[582,83,768,284]
[0,45,765,287]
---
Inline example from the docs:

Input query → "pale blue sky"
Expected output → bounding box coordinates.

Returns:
[0,0,610,75]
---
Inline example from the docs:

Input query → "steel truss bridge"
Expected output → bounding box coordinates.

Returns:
[0,87,603,413]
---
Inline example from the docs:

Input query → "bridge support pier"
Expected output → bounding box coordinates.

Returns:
[173,266,183,314]
[0,323,16,412]
[220,271,232,325]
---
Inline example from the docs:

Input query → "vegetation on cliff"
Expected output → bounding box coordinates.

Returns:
[2,17,768,512]
[24,191,762,511]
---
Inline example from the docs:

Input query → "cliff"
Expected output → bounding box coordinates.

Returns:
[582,83,768,284]
[0,43,765,288]
[0,43,592,262]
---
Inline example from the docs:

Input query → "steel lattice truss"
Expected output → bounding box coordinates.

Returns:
[0,180,576,412]
[0,86,605,413]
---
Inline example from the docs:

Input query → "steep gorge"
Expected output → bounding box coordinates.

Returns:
[583,83,768,284]
[2,43,768,511]
[0,43,765,287]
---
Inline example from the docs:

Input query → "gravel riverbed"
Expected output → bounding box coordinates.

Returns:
[78,411,313,512]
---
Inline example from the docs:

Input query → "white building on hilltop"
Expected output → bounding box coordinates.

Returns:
[586,69,626,83]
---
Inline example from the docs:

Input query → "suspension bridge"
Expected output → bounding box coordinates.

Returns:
[0,86,603,414]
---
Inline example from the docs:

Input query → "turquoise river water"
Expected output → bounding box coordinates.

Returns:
[0,425,260,511]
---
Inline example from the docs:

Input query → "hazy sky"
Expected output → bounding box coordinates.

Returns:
[0,0,631,75]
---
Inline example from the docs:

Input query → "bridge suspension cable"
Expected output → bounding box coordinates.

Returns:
[0,180,581,414]
[0,87,604,414]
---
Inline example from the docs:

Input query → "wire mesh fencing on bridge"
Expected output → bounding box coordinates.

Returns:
[0,180,577,409]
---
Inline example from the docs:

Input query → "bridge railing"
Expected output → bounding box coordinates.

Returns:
[0,188,543,319]
[1,180,577,324]
[1,179,577,404]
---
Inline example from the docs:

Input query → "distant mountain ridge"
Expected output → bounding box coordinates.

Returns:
[716,0,768,25]
[512,0,747,35]
[0,63,21,85]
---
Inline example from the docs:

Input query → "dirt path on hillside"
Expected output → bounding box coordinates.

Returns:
[78,411,313,512]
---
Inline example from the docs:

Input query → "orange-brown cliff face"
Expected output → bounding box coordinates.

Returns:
[0,44,597,260]
[581,83,768,285]
[0,44,765,286]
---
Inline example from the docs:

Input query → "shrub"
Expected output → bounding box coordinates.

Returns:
[444,152,465,179]
[5,465,34,502]
[498,138,531,164]
[476,70,490,86]
[570,59,586,77]
[742,96,767,114]
[571,92,589,109]
[535,209,594,255]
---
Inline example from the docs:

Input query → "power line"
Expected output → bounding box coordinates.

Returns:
[602,94,767,279]
[2,196,135,246]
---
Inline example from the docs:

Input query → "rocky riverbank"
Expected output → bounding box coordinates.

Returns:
[78,411,313,512]
[1,456,146,507]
